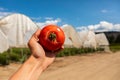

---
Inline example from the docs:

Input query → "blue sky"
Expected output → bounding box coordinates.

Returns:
[0,0,120,31]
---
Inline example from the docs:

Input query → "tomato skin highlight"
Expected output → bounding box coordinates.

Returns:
[39,25,65,51]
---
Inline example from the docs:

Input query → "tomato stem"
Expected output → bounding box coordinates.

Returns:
[49,33,56,41]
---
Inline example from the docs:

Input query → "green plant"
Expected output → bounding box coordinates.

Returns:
[110,44,120,52]
[9,52,20,62]
[0,47,106,65]
[57,47,104,57]
[19,54,27,63]
[0,48,31,65]
[0,53,9,65]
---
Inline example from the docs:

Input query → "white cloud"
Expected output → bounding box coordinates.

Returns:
[88,25,95,30]
[46,18,61,24]
[36,22,44,27]
[31,17,41,21]
[36,18,61,28]
[0,7,6,11]
[0,7,12,18]
[100,21,113,30]
[76,26,88,31]
[0,12,13,19]
[0,7,8,11]
[62,24,69,27]
[101,9,108,13]
[114,24,120,31]
[45,17,53,20]
[77,21,120,32]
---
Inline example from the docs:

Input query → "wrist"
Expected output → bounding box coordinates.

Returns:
[23,55,45,80]
[34,57,48,71]
[26,55,45,71]
[31,52,50,71]
[10,55,44,80]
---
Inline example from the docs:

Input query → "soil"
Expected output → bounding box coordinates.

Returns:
[0,51,120,80]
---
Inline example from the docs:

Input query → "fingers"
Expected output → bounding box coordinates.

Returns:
[60,46,64,50]
[28,29,41,47]
[31,29,41,42]
[34,29,41,38]
[45,46,64,57]
[54,46,64,54]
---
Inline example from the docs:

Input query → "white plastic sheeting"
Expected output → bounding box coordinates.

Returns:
[63,34,73,47]
[0,29,9,53]
[96,33,110,52]
[83,30,97,49]
[62,25,82,48]
[78,30,88,45]
[96,33,109,46]
[0,13,38,48]
[24,30,38,46]
[0,13,110,53]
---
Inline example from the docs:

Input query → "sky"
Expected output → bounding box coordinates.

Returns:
[0,0,120,31]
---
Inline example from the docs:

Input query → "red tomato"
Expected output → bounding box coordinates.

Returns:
[39,24,65,51]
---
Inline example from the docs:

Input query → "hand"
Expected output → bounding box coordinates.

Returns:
[9,29,63,80]
[28,29,61,70]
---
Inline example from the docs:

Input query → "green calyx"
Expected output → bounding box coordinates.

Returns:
[48,33,56,41]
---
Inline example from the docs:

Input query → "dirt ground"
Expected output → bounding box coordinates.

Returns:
[0,51,120,80]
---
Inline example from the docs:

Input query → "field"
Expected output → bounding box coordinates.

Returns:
[110,44,120,52]
[0,51,120,80]
[0,45,120,80]
[0,47,104,65]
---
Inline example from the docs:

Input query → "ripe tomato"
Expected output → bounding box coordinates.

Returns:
[39,24,65,51]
